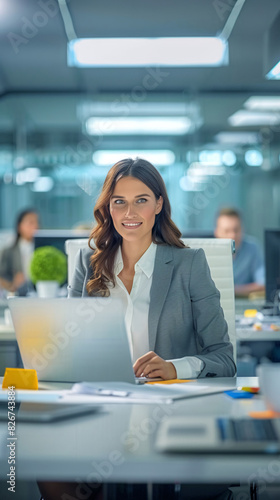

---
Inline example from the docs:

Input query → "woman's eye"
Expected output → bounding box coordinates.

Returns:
[137,198,147,203]
[114,199,124,204]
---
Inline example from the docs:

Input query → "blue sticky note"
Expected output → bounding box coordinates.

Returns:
[224,390,255,399]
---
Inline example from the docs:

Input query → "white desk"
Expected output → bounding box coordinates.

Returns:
[1,377,278,485]
[0,321,15,341]
[237,328,280,342]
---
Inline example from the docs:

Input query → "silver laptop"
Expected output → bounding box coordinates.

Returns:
[156,416,280,454]
[8,297,152,384]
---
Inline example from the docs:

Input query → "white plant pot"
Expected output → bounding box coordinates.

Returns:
[36,281,59,298]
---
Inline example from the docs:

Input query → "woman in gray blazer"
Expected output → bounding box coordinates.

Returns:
[39,158,236,500]
[68,157,235,380]
[0,208,39,293]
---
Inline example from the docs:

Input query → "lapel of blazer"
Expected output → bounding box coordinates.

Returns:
[148,244,174,351]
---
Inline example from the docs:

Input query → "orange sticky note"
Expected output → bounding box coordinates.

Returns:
[2,368,38,390]
[270,324,280,331]
[249,410,280,419]
[146,379,192,385]
[241,387,260,393]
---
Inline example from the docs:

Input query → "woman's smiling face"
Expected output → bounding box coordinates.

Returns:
[109,176,163,244]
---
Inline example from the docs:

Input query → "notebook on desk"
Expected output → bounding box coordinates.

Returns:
[156,416,280,454]
[8,297,159,385]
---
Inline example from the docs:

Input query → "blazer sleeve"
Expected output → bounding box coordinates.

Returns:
[189,248,236,377]
[67,249,88,297]
[0,246,21,281]
[0,248,9,279]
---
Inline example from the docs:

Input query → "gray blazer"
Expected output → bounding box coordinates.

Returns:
[68,245,236,378]
[0,244,22,282]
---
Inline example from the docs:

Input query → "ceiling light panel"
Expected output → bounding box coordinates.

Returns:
[266,61,280,80]
[68,37,228,67]
[228,110,280,127]
[244,150,263,167]
[92,150,175,166]
[244,96,280,110]
[86,117,192,135]
[214,132,260,144]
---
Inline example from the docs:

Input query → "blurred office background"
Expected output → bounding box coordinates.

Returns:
[0,0,280,245]
[1,4,280,498]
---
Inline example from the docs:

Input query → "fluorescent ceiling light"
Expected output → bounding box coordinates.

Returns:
[266,61,280,80]
[198,150,223,165]
[264,11,280,79]
[228,110,280,127]
[196,150,236,167]
[222,151,236,167]
[179,176,204,192]
[188,163,226,177]
[68,37,228,67]
[86,117,192,135]
[92,150,175,166]
[214,132,259,144]
[31,177,54,192]
[244,96,280,110]
[244,150,263,167]
[79,101,192,118]
[15,168,41,185]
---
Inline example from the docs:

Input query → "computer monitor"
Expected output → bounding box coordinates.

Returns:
[34,230,90,255]
[33,230,91,288]
[265,229,280,303]
[181,230,214,239]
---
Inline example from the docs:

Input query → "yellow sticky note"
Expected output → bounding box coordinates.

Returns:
[2,368,38,390]
[244,309,258,318]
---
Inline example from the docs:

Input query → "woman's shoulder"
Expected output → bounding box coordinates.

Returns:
[77,246,95,268]
[80,245,94,256]
[155,244,206,270]
[161,244,204,260]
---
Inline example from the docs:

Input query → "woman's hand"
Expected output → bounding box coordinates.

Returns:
[133,351,177,380]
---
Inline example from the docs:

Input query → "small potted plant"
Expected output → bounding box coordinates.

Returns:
[30,246,67,298]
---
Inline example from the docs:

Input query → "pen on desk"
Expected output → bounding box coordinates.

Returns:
[94,389,130,397]
[69,388,131,397]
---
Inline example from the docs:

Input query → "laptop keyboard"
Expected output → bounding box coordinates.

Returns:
[218,418,278,442]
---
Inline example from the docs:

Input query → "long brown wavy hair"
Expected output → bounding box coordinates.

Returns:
[86,158,185,296]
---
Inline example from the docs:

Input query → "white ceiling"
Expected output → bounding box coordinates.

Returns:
[0,0,280,151]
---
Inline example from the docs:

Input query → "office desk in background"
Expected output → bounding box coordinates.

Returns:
[235,298,266,315]
[0,376,279,488]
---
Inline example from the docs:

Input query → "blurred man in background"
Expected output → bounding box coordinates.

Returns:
[214,207,265,297]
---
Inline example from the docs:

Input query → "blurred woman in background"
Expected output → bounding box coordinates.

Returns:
[0,208,39,293]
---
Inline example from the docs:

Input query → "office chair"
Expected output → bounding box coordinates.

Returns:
[182,238,236,363]
[65,237,236,362]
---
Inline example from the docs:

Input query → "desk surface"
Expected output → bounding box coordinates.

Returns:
[0,321,15,341]
[237,327,280,341]
[1,376,277,484]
